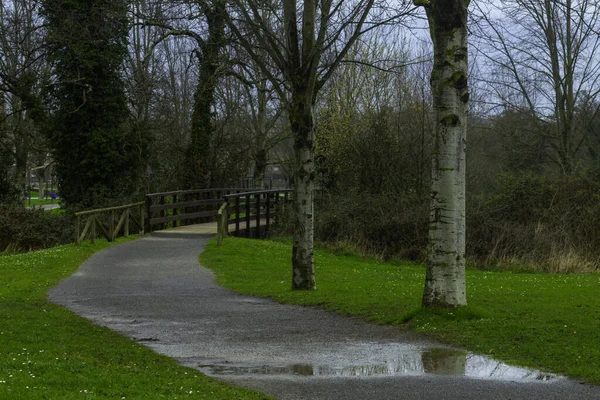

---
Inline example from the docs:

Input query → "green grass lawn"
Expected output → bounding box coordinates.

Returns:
[23,190,60,207]
[0,238,271,400]
[200,237,600,385]
[25,198,59,207]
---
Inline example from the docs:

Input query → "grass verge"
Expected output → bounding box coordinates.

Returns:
[0,238,270,399]
[200,237,600,384]
[24,198,58,207]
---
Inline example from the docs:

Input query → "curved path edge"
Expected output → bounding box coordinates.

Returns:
[49,228,600,400]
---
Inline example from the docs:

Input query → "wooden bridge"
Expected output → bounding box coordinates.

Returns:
[73,188,293,245]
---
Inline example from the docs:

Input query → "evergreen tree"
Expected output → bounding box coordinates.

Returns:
[43,0,134,208]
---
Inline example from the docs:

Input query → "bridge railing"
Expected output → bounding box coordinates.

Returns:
[74,202,145,244]
[145,188,249,232]
[217,189,293,245]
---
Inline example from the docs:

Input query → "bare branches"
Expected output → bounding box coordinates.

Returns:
[471,0,600,172]
[227,0,419,110]
[316,0,375,91]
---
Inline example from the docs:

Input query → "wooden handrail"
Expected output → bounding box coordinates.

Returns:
[146,188,247,199]
[222,188,294,200]
[74,202,145,244]
[145,188,251,232]
[74,202,145,216]
[218,189,293,241]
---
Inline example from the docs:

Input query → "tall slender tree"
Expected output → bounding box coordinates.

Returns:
[43,0,135,207]
[414,0,469,307]
[227,0,394,289]
[185,0,226,188]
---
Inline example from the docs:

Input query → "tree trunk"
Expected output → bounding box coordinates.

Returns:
[187,63,216,188]
[289,91,316,290]
[253,84,268,189]
[420,0,469,308]
[253,149,267,189]
[13,111,28,194]
[185,1,225,189]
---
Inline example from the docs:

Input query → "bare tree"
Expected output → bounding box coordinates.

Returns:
[472,0,600,174]
[227,0,414,289]
[315,36,433,195]
[135,0,229,188]
[414,0,469,308]
[0,0,47,199]
[151,37,196,188]
[230,52,288,189]
[125,0,164,192]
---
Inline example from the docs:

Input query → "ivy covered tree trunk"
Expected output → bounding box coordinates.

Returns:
[417,0,469,308]
[253,149,267,189]
[253,83,268,189]
[289,89,316,290]
[185,1,225,189]
[44,0,133,208]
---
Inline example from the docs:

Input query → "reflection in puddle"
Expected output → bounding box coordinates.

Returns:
[198,347,558,381]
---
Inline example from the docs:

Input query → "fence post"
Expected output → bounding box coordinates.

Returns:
[245,194,251,238]
[265,192,271,235]
[145,196,152,233]
[110,210,115,241]
[235,196,240,236]
[172,194,178,227]
[159,196,166,230]
[256,193,261,238]
[138,204,144,233]
[124,208,130,237]
[75,215,81,245]
[217,202,228,246]
[90,216,96,244]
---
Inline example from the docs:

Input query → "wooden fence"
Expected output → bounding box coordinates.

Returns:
[145,188,248,232]
[217,189,293,245]
[74,202,145,244]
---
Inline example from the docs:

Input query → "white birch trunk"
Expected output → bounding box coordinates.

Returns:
[229,0,376,291]
[290,94,316,290]
[420,0,469,307]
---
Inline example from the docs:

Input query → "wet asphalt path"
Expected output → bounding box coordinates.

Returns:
[48,229,600,400]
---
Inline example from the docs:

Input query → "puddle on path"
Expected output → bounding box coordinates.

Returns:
[198,346,559,382]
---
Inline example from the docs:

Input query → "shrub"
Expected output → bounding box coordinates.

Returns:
[314,191,429,260]
[0,206,73,253]
[269,170,600,273]
[467,172,600,272]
